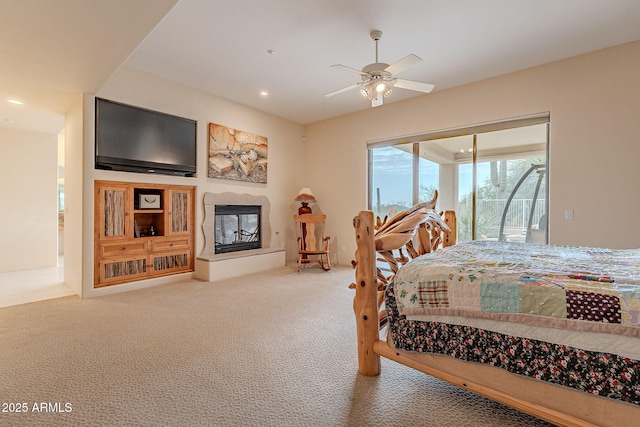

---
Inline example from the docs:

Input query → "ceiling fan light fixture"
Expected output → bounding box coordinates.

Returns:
[361,81,378,100]
[360,75,393,101]
[379,82,392,98]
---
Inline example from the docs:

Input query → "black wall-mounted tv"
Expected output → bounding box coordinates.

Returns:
[95,97,197,177]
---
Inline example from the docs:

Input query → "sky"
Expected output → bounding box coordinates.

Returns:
[370,147,490,207]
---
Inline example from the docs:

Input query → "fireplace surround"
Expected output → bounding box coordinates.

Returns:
[200,192,272,257]
[197,192,284,282]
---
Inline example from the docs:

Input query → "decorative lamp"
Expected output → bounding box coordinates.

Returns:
[295,188,317,215]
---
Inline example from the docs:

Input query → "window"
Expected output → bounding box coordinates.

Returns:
[369,145,413,219]
[368,115,549,243]
[418,145,439,204]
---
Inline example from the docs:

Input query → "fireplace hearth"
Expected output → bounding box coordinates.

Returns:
[215,205,261,254]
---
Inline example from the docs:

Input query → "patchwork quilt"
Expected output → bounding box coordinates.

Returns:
[385,283,640,406]
[394,241,640,338]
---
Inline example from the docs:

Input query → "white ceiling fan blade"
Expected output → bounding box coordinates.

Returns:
[331,64,369,76]
[393,78,435,93]
[384,54,422,75]
[324,83,361,97]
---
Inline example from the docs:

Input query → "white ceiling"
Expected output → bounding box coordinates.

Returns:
[0,0,177,134]
[3,0,640,134]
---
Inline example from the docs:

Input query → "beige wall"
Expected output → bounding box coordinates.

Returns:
[64,94,85,296]
[0,127,58,272]
[304,40,640,259]
[82,67,305,297]
[70,39,640,296]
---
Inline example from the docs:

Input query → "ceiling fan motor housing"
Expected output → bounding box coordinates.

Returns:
[362,63,390,74]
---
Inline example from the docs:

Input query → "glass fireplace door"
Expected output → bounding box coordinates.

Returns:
[214,205,261,253]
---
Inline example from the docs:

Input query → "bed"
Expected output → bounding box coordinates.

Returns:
[352,201,640,426]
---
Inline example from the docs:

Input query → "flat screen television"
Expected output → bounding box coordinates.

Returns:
[95,97,197,176]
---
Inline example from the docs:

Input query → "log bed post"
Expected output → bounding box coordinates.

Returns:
[353,211,380,376]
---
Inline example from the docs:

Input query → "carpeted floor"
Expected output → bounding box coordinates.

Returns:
[0,265,553,426]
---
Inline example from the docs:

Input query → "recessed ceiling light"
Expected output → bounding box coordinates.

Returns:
[7,99,23,105]
[260,91,268,96]
[267,49,276,55]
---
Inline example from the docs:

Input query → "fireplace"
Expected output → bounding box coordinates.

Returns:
[197,193,284,282]
[200,192,272,259]
[215,205,261,254]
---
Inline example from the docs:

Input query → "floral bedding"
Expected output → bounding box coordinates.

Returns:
[387,241,640,405]
[394,241,640,338]
[385,283,640,406]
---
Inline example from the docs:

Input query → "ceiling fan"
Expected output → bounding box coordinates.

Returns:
[325,30,435,107]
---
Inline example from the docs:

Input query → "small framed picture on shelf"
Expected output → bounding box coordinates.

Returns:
[139,194,161,209]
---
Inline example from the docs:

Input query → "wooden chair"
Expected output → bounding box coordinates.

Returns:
[294,214,331,272]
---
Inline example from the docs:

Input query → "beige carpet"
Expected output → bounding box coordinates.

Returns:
[0,265,553,426]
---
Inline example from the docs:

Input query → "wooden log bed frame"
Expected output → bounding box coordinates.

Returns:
[351,194,638,427]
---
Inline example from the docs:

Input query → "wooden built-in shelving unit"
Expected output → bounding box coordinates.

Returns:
[94,180,195,287]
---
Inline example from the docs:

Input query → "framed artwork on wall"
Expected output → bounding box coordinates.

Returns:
[208,123,268,183]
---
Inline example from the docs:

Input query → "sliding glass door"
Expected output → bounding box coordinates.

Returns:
[368,116,549,244]
[369,145,413,219]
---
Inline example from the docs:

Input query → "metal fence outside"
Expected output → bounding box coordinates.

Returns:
[478,198,546,232]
